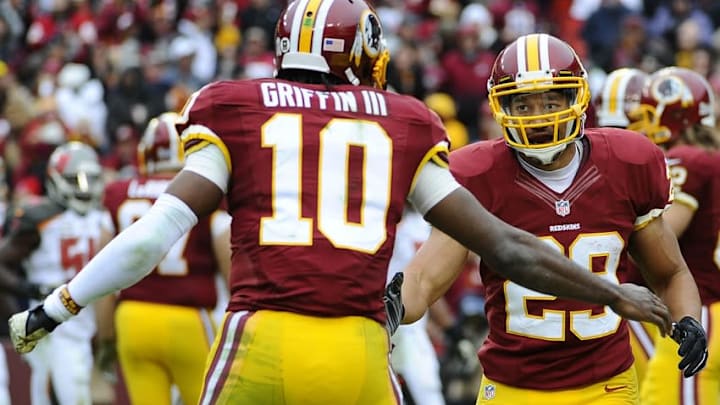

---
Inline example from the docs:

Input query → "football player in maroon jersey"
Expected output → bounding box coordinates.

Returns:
[398,34,706,405]
[596,67,658,388]
[630,67,719,405]
[97,112,231,405]
[9,2,674,404]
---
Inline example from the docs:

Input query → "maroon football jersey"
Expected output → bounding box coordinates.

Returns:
[176,79,449,323]
[450,128,672,389]
[666,144,720,305]
[103,175,219,307]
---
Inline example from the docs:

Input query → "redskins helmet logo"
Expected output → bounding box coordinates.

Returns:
[652,76,694,107]
[350,10,382,66]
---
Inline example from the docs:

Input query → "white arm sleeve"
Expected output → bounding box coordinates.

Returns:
[182,143,230,193]
[43,193,198,321]
[408,162,461,215]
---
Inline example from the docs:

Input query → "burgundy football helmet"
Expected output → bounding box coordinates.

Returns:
[137,112,184,175]
[487,33,590,164]
[633,67,716,145]
[595,68,649,129]
[274,0,390,88]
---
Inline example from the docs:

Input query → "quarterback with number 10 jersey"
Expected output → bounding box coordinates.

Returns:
[449,128,672,390]
[176,78,450,324]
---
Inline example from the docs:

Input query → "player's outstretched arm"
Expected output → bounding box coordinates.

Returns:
[401,227,469,324]
[629,215,706,377]
[8,171,225,354]
[423,187,673,335]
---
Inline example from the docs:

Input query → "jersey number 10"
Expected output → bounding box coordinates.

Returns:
[260,113,392,254]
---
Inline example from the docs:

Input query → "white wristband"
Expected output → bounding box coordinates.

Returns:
[43,285,76,322]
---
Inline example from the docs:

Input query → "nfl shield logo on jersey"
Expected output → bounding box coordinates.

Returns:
[483,384,496,400]
[555,200,571,217]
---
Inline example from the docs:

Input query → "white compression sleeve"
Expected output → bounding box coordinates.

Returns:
[408,162,461,215]
[43,193,198,321]
[182,143,230,193]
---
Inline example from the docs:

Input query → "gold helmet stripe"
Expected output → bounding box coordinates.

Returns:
[298,0,324,53]
[516,33,551,74]
[525,34,540,71]
[289,0,310,52]
[606,71,626,114]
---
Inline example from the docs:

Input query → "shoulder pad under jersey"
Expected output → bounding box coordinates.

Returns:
[587,127,662,166]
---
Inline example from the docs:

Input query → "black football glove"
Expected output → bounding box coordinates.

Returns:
[671,316,708,378]
[383,272,405,336]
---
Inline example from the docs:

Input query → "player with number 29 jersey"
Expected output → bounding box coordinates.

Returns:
[450,128,672,390]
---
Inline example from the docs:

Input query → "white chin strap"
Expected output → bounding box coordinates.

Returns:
[513,143,570,165]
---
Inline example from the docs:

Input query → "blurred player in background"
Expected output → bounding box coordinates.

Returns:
[595,67,657,386]
[399,34,706,405]
[98,112,231,405]
[10,2,675,404]
[631,66,720,405]
[1,141,112,405]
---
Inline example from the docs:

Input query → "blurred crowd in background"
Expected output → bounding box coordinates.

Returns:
[3,0,720,204]
[1,0,719,404]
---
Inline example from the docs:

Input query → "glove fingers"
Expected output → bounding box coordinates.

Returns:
[678,340,705,373]
[677,333,697,356]
[384,273,404,336]
[388,273,403,295]
[678,338,701,369]
[685,351,708,377]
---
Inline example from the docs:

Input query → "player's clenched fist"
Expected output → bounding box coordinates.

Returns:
[672,316,708,378]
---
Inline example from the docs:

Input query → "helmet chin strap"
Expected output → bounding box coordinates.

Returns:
[510,117,585,166]
[515,142,571,166]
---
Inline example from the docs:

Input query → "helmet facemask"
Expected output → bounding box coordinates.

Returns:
[626,103,673,144]
[633,68,716,146]
[486,34,591,165]
[490,75,589,165]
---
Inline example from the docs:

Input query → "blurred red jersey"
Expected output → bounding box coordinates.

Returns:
[103,175,220,307]
[449,128,672,389]
[666,144,720,305]
[177,79,449,324]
